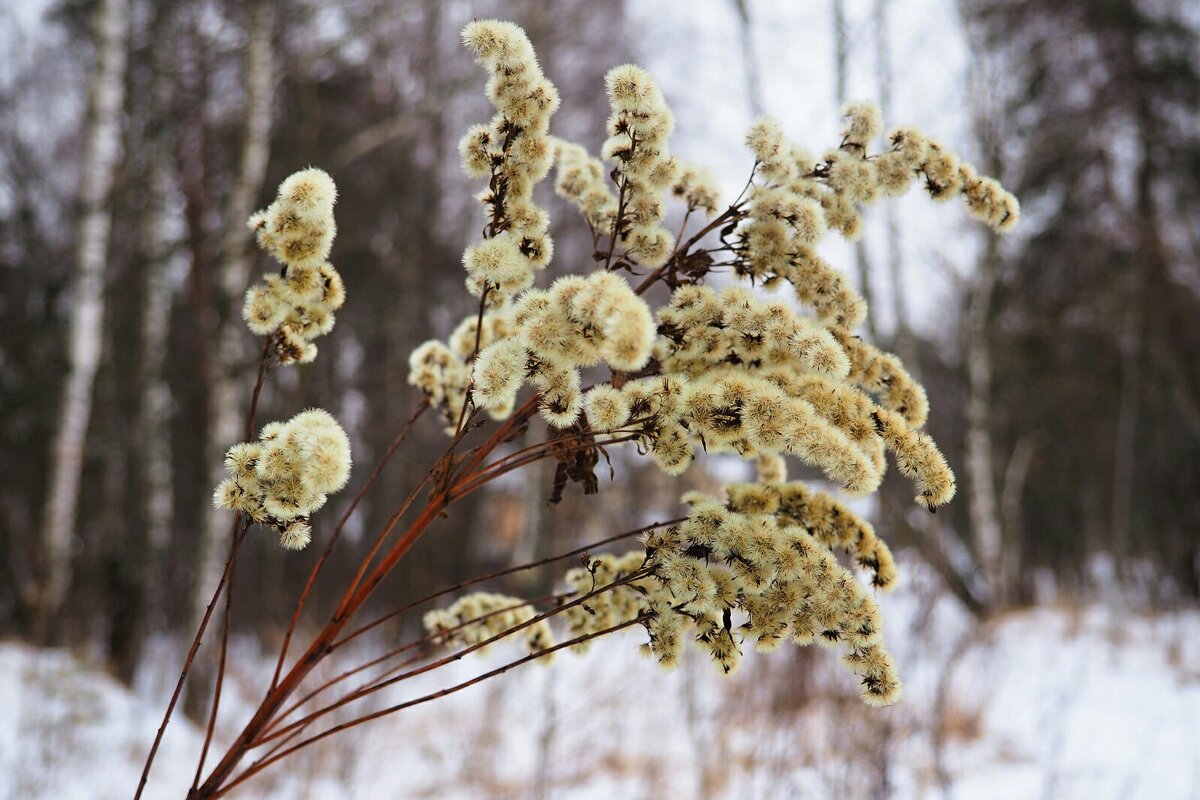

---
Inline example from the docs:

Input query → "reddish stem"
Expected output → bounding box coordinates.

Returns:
[270,401,428,689]
[134,520,251,800]
[192,395,543,797]
[137,336,272,800]
[191,521,242,792]
[256,567,652,749]
[217,614,650,798]
[331,516,681,651]
[266,589,568,735]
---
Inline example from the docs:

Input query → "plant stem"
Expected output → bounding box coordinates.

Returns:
[192,394,543,797]
[270,401,428,689]
[330,516,682,650]
[217,614,650,798]
[134,520,250,800]
[137,336,272,800]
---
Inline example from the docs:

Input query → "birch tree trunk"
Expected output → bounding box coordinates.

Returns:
[955,17,1012,606]
[873,0,914,362]
[729,0,764,118]
[137,153,181,635]
[192,5,276,630]
[963,235,1005,605]
[37,0,129,637]
[831,1,878,342]
[959,22,1008,608]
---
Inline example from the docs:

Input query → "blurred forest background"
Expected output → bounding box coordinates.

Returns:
[1,0,1199,776]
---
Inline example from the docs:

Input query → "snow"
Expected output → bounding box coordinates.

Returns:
[3,569,1198,799]
[942,607,1200,800]
[0,643,202,800]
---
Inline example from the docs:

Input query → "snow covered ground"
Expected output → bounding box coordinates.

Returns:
[3,566,1198,800]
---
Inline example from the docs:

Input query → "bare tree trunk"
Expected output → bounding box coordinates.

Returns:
[1000,434,1036,602]
[1110,22,1165,578]
[873,0,914,362]
[1110,294,1142,569]
[831,0,878,342]
[185,5,275,720]
[37,0,130,638]
[138,152,180,635]
[881,492,987,617]
[964,235,1005,605]
[729,0,764,118]
[193,4,276,628]
[959,22,1009,608]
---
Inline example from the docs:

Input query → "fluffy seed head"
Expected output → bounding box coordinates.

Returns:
[584,385,632,431]
[291,408,352,494]
[746,116,785,162]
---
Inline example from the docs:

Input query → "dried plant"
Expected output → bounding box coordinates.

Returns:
[136,19,1017,799]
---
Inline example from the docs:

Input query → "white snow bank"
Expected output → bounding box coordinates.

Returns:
[3,582,1198,799]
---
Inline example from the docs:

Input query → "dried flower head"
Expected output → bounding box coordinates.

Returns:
[213,408,351,550]
[406,21,1022,710]
[458,19,560,307]
[424,592,555,658]
[244,169,346,365]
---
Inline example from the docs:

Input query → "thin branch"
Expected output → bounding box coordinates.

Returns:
[443,394,541,489]
[257,590,569,761]
[450,432,642,500]
[330,401,494,624]
[134,520,251,800]
[335,396,543,627]
[451,284,490,438]
[603,134,634,272]
[137,334,272,800]
[463,415,653,481]
[270,400,429,689]
[267,588,569,736]
[675,207,694,250]
[330,463,440,622]
[634,197,749,296]
[258,566,652,748]
[219,613,650,797]
[330,516,682,651]
[191,519,243,791]
[243,336,273,441]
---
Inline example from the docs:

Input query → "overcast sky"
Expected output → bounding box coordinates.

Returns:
[630,0,986,345]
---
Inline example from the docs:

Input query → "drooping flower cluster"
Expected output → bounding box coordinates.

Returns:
[243,169,346,365]
[412,21,1020,705]
[423,592,554,657]
[640,490,902,705]
[213,409,352,550]
[743,103,1018,260]
[458,20,560,305]
[605,283,954,507]
[434,477,900,704]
